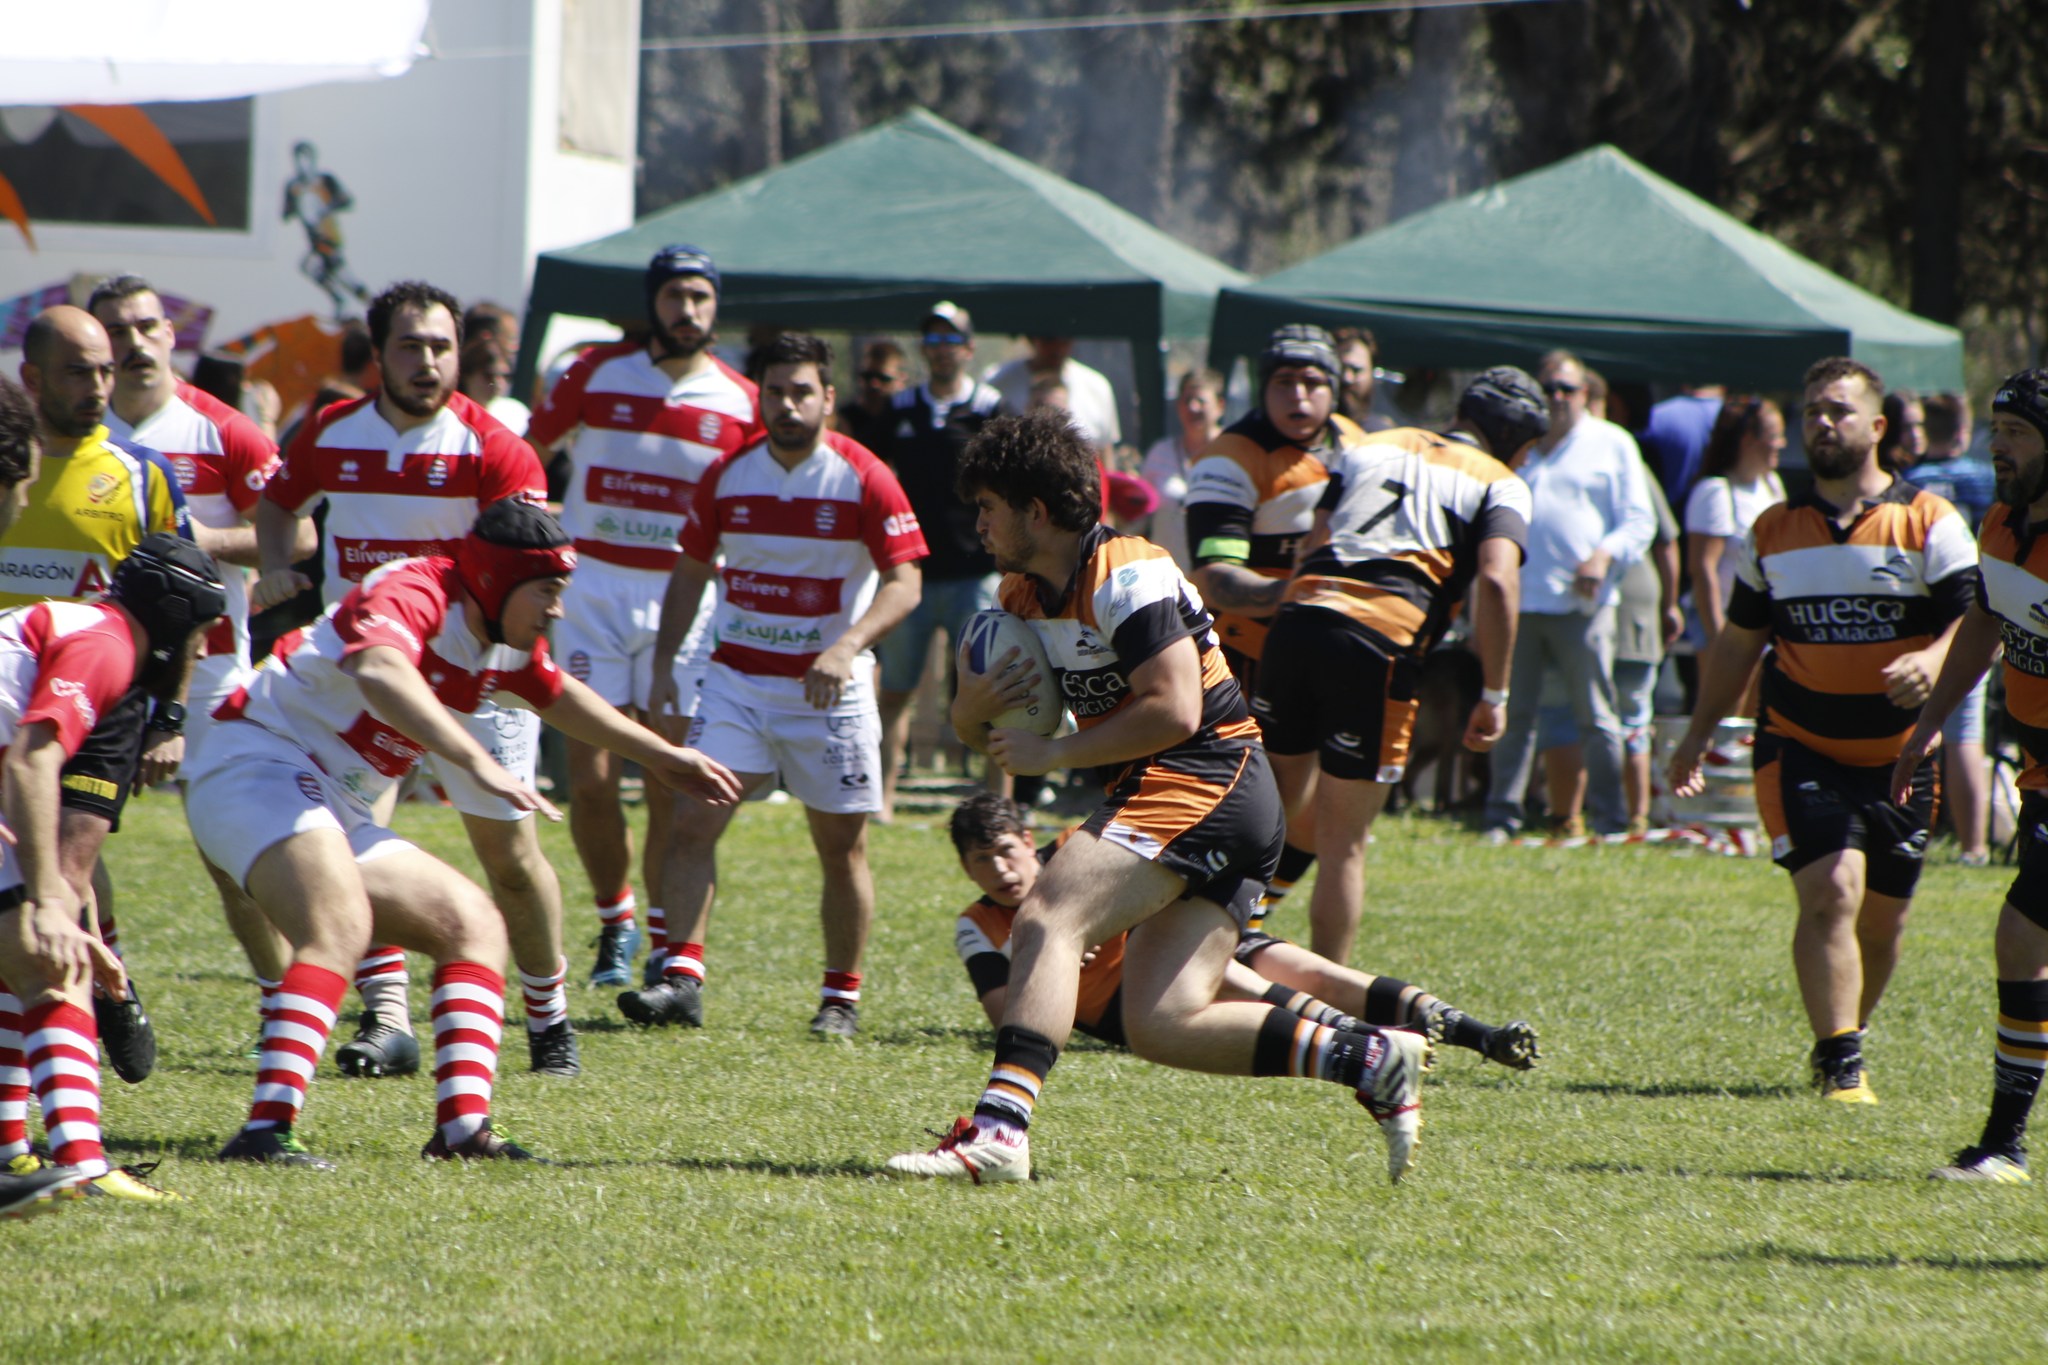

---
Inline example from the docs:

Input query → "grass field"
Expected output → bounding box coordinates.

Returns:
[11,794,2048,1362]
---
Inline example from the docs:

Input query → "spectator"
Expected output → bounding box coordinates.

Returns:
[1879,389,1927,474]
[1332,327,1394,433]
[836,339,907,453]
[1138,367,1223,572]
[458,336,528,435]
[1639,382,1725,503]
[873,303,1007,821]
[1482,350,1655,839]
[1912,392,1994,529]
[984,336,1120,450]
[239,377,282,440]
[1538,369,1682,837]
[462,300,520,357]
[1905,390,1995,864]
[1685,397,1788,649]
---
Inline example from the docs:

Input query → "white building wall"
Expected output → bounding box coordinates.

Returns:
[0,0,637,345]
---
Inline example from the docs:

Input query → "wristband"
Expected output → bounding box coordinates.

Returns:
[1479,687,1509,707]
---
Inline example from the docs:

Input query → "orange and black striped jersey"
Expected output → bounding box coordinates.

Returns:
[1729,480,1977,767]
[955,891,1129,1044]
[1973,503,2048,787]
[999,524,1258,758]
[1182,409,1363,660]
[1287,427,1530,656]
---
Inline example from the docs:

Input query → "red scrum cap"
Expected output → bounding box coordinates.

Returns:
[457,500,577,639]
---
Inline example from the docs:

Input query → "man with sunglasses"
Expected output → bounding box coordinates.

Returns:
[836,341,908,455]
[873,303,1009,820]
[1481,350,1656,840]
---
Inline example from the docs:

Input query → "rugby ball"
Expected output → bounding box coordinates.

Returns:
[958,609,1061,736]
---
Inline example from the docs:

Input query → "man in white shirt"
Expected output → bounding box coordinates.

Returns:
[984,337,1120,450]
[1482,351,1656,838]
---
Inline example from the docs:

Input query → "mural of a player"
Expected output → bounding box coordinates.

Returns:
[282,140,370,318]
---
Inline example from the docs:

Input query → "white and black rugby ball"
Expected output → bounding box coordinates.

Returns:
[957,609,1061,736]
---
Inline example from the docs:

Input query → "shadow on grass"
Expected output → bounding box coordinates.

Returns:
[544,1154,886,1179]
[104,1134,234,1160]
[1565,1162,1879,1184]
[1561,1081,1802,1100]
[1710,1243,2048,1273]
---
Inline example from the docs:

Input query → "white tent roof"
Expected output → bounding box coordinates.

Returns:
[0,0,429,105]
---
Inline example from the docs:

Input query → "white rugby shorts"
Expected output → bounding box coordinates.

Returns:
[427,701,542,821]
[686,680,881,815]
[553,558,712,714]
[184,654,253,770]
[185,720,417,890]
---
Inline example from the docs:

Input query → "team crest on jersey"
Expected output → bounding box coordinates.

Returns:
[296,772,324,803]
[171,455,198,490]
[698,413,722,444]
[86,472,120,504]
[814,503,838,535]
[247,469,267,491]
[566,650,591,681]
[427,456,449,488]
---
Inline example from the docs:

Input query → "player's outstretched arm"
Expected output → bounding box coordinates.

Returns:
[1666,620,1772,798]
[646,554,717,725]
[987,635,1202,777]
[344,645,560,820]
[540,674,744,806]
[1892,602,2003,804]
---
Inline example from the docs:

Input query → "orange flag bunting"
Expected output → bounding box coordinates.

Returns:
[60,103,217,227]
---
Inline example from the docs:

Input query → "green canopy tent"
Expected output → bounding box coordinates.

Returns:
[1210,145,1962,394]
[518,108,1247,444]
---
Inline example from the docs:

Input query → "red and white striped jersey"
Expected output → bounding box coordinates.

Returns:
[526,342,761,574]
[0,601,140,760]
[678,432,927,714]
[104,381,278,667]
[267,392,546,606]
[216,557,564,804]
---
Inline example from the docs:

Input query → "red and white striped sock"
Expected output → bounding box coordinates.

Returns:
[519,956,568,1035]
[596,887,636,929]
[662,941,704,984]
[821,970,861,1008]
[0,989,28,1163]
[27,1000,108,1177]
[430,963,503,1149]
[646,906,669,974]
[248,963,346,1131]
[354,946,413,1034]
[96,911,123,961]
[254,975,282,1035]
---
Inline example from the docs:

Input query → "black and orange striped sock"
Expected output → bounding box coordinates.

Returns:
[1366,976,1490,1050]
[1256,842,1318,911]
[1259,981,1357,1031]
[1983,979,2048,1154]
[1251,1007,1386,1087]
[973,1026,1059,1132]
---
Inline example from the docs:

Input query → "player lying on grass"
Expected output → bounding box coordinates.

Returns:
[947,793,1539,1064]
[885,410,1432,1187]
[192,502,741,1169]
[2,533,226,1216]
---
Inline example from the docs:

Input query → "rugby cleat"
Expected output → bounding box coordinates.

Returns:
[335,1015,421,1077]
[885,1116,1030,1183]
[216,1125,337,1170]
[587,921,642,987]
[0,1163,90,1221]
[1929,1146,2030,1184]
[1810,1037,1878,1105]
[96,980,157,1084]
[1484,1020,1542,1070]
[85,1162,184,1203]
[6,1151,46,1176]
[809,1000,859,1040]
[422,1120,544,1162]
[617,976,703,1028]
[526,1019,581,1077]
[1356,1029,1433,1184]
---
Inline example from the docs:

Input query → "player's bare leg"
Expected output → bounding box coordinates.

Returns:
[1854,890,1913,1027]
[464,812,575,1075]
[1306,772,1393,965]
[1790,849,1879,1101]
[807,807,873,1036]
[619,772,770,1026]
[877,687,914,822]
